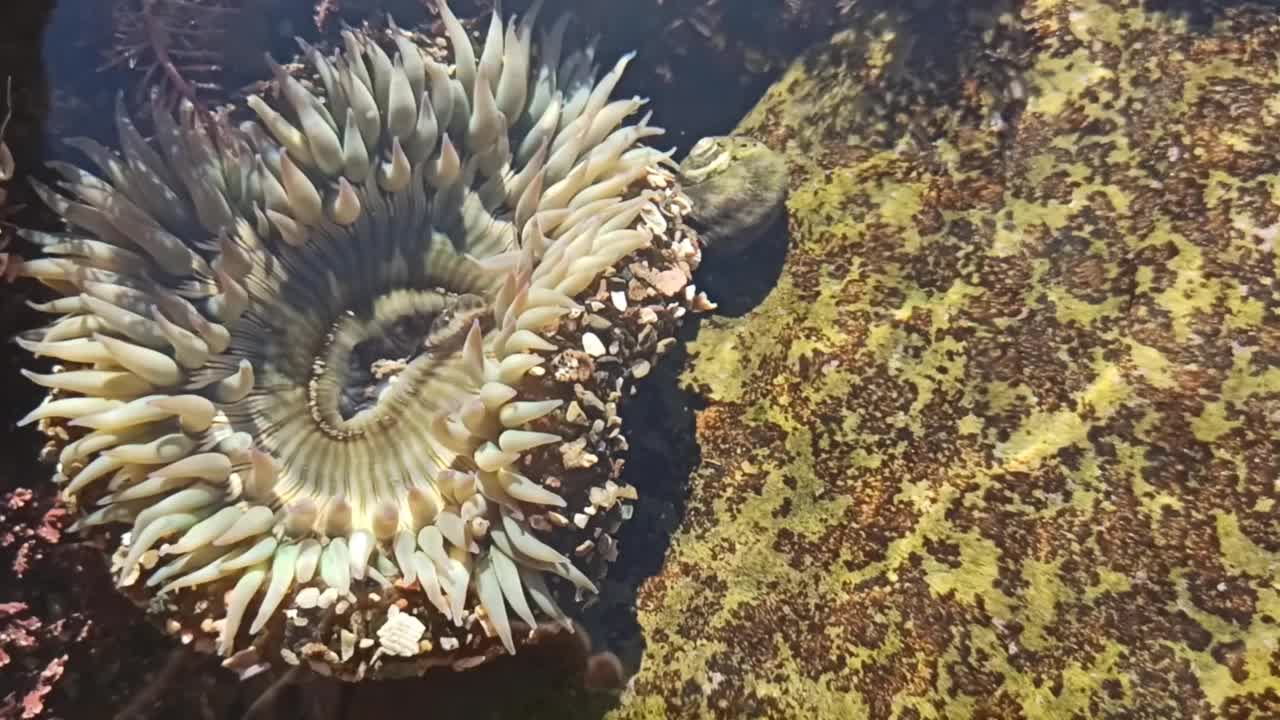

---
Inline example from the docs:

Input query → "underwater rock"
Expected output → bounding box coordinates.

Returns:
[612,0,1280,717]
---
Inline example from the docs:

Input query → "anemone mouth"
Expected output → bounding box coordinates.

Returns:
[316,288,490,425]
[13,0,704,679]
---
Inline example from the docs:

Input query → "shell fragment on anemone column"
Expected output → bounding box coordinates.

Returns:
[12,0,704,681]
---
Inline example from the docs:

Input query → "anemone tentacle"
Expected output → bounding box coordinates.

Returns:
[15,0,702,679]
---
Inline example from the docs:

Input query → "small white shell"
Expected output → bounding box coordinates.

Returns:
[582,332,606,357]
[640,201,667,234]
[377,609,426,657]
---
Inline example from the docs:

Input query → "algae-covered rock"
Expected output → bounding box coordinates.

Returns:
[612,1,1280,717]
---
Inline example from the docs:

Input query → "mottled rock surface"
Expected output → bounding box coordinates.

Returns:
[611,1,1280,718]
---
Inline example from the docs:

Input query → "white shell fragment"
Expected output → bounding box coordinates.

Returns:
[582,332,607,356]
[376,608,427,657]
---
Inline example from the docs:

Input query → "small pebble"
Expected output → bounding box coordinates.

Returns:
[296,586,320,609]
[582,332,606,356]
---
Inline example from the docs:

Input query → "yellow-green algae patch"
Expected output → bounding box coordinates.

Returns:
[608,1,1280,717]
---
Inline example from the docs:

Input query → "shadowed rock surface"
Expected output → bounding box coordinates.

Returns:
[607,1,1280,717]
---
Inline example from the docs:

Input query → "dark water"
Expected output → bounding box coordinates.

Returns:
[25,0,797,161]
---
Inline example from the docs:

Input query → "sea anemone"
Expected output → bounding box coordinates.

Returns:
[12,0,703,680]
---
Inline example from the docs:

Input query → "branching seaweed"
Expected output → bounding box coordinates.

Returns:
[314,0,340,31]
[0,76,20,282]
[0,76,13,186]
[102,0,240,111]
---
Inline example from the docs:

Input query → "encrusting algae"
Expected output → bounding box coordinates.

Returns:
[5,0,710,681]
[607,1,1280,717]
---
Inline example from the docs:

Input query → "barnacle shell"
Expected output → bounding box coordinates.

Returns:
[14,1,702,680]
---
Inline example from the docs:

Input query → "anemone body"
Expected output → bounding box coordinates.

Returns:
[14,1,702,679]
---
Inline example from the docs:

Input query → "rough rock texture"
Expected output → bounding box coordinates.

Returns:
[610,1,1280,718]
